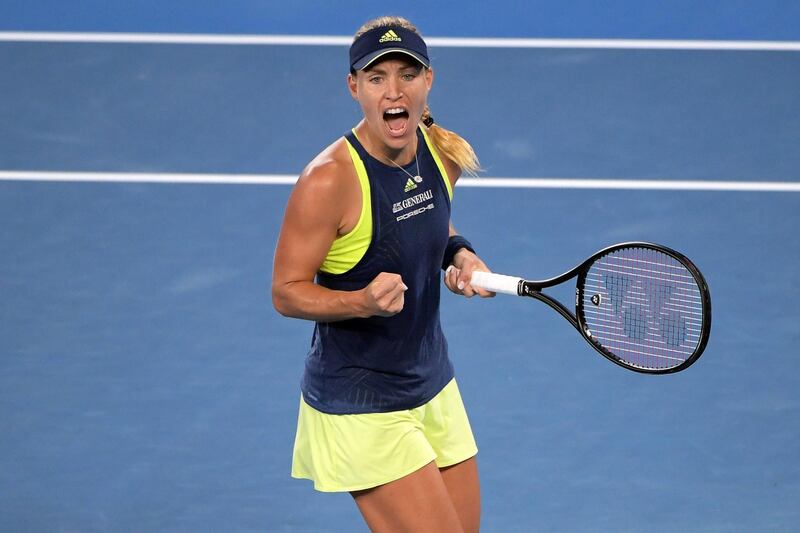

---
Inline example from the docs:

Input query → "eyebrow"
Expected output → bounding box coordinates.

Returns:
[364,64,423,76]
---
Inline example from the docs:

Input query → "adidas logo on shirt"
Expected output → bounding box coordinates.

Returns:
[404,178,418,193]
[379,30,402,43]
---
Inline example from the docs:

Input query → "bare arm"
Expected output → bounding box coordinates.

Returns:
[271,154,407,321]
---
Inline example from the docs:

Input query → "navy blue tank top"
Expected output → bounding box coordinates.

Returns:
[300,127,455,414]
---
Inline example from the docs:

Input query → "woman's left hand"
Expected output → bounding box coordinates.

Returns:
[444,249,495,298]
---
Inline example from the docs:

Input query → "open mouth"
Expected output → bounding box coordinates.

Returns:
[383,107,410,135]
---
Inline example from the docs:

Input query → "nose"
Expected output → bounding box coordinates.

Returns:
[385,77,403,100]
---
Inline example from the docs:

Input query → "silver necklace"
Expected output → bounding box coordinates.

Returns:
[385,148,422,182]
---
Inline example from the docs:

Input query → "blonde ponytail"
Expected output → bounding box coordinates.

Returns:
[422,106,481,176]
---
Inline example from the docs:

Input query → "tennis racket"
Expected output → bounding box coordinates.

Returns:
[470,242,711,374]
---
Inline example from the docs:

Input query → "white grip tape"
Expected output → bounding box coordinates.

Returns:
[469,271,521,296]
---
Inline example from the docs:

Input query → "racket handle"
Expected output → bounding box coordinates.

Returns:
[470,271,522,296]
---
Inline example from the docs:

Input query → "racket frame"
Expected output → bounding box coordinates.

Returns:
[514,242,712,374]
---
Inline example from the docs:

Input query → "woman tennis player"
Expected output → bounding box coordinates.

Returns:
[272,16,492,532]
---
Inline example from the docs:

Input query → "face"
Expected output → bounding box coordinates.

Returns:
[347,55,434,157]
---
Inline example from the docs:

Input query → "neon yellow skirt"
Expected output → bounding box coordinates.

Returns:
[291,378,478,492]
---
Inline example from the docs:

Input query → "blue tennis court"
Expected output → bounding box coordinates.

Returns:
[2,2,799,531]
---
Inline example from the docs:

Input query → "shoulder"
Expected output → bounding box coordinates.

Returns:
[295,137,358,199]
[440,153,463,187]
[422,126,464,187]
[285,138,364,234]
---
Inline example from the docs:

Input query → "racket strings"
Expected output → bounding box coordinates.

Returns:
[581,247,704,370]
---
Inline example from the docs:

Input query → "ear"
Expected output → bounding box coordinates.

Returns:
[347,72,358,100]
[424,67,434,91]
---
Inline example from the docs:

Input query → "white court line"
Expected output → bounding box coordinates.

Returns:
[459,177,800,192]
[1,171,799,192]
[0,171,296,186]
[1,31,800,51]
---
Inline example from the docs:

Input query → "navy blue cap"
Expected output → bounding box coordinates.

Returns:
[349,26,430,71]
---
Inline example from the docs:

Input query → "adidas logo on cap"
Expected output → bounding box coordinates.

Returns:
[379,29,402,43]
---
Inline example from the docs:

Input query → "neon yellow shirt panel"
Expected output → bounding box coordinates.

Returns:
[318,139,372,275]
[420,126,453,201]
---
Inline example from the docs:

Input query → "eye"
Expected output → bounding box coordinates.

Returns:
[368,75,383,84]
[402,73,417,81]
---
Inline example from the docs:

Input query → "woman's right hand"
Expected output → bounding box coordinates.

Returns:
[362,272,407,317]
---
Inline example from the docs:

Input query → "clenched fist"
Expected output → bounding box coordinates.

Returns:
[363,272,407,317]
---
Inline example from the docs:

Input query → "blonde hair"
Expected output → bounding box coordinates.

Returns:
[353,16,481,176]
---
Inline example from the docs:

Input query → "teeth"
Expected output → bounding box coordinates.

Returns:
[385,108,406,115]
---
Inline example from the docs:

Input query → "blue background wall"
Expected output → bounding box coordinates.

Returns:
[3,0,800,40]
